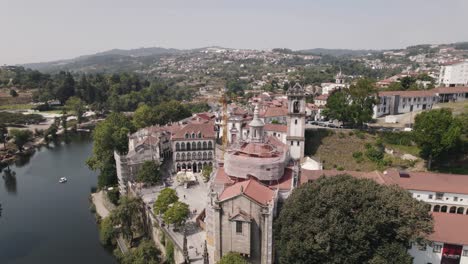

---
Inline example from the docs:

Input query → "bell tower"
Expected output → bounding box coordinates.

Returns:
[287,83,305,161]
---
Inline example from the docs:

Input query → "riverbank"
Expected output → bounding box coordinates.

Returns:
[0,118,103,169]
[0,136,116,264]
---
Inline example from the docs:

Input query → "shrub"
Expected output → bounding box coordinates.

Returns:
[338,132,346,139]
[366,147,384,162]
[355,130,366,139]
[99,217,115,246]
[166,240,175,264]
[107,188,120,205]
[352,151,364,163]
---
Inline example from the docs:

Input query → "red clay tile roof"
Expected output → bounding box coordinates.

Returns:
[219,178,275,205]
[383,169,468,194]
[378,90,434,97]
[264,123,287,133]
[315,94,329,101]
[268,167,293,191]
[172,121,216,140]
[214,167,235,185]
[301,169,468,195]
[378,86,468,98]
[429,213,468,245]
[435,86,468,94]
[264,106,288,118]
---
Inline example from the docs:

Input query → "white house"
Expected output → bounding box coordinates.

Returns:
[438,61,468,87]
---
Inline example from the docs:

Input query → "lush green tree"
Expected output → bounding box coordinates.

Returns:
[413,108,462,169]
[65,96,86,124]
[120,239,161,264]
[9,129,33,151]
[275,175,432,264]
[385,82,403,91]
[54,71,76,104]
[400,76,416,90]
[154,188,179,215]
[110,196,147,244]
[87,113,135,188]
[136,161,161,185]
[99,217,115,246]
[44,123,59,143]
[153,100,192,125]
[163,201,190,227]
[202,165,213,182]
[323,78,378,127]
[9,89,18,97]
[218,252,249,264]
[322,90,350,123]
[132,104,157,129]
[0,125,7,148]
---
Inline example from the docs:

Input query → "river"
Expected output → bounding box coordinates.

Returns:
[0,134,116,264]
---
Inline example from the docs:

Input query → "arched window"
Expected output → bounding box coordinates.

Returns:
[197,142,202,150]
[203,152,208,160]
[192,142,196,150]
[187,143,191,150]
[176,142,180,151]
[185,133,189,139]
[433,205,440,212]
[187,152,191,160]
[208,141,213,149]
[203,142,207,150]
[441,205,448,213]
[181,153,186,161]
[208,152,213,159]
[176,153,180,161]
[450,206,457,214]
[198,132,202,138]
[181,142,186,150]
[293,101,300,113]
[209,162,213,167]
[457,207,464,214]
[198,152,202,160]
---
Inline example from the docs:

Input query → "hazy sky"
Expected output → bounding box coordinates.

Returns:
[2,0,468,65]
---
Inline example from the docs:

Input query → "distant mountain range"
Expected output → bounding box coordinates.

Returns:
[20,42,468,73]
[23,47,183,73]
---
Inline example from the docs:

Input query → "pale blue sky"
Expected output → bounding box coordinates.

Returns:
[1,0,468,64]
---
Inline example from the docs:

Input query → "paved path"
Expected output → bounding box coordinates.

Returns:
[91,191,114,218]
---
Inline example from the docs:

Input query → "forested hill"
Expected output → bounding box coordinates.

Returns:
[23,47,182,73]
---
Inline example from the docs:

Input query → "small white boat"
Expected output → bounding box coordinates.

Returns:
[59,177,67,183]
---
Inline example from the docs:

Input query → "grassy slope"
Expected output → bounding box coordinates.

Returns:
[305,130,380,171]
[305,129,421,171]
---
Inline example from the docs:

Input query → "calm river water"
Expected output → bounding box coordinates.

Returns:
[0,134,116,264]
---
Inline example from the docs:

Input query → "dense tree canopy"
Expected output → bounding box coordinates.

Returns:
[110,196,147,244]
[323,78,378,127]
[275,175,432,264]
[163,201,190,227]
[65,96,86,123]
[9,129,33,151]
[86,113,135,188]
[119,240,161,264]
[136,161,161,185]
[154,188,179,215]
[413,108,462,169]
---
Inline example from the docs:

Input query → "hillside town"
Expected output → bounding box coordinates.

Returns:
[1,34,468,264]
